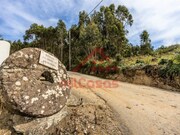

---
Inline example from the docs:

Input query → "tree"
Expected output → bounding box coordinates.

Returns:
[79,11,90,28]
[23,23,47,48]
[116,5,133,27]
[23,23,60,58]
[11,3,135,69]
[132,45,140,56]
[79,21,102,56]
[140,30,153,55]
[56,20,67,62]
[11,40,24,53]
[45,26,56,53]
[91,4,133,57]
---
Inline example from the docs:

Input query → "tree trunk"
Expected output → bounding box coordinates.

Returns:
[61,43,63,62]
[69,31,71,71]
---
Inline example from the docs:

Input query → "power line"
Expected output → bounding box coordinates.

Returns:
[87,0,104,17]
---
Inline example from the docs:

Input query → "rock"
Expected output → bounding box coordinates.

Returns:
[0,92,123,135]
[0,48,70,117]
[13,106,68,135]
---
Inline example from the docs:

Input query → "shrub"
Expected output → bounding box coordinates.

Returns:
[115,53,122,62]
[158,63,180,80]
[158,59,169,65]
[156,45,179,54]
[136,60,145,64]
[175,53,180,63]
[167,60,173,66]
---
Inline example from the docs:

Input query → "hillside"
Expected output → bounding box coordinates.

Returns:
[122,45,180,67]
[116,45,180,91]
[78,45,180,91]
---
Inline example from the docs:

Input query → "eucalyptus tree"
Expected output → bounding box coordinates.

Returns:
[79,21,102,57]
[56,20,67,62]
[23,23,47,48]
[91,4,133,57]
[140,30,153,55]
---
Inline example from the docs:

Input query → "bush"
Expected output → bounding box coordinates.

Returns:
[136,60,145,64]
[158,63,180,80]
[115,54,122,62]
[175,53,180,63]
[158,59,169,65]
[82,59,119,76]
[167,60,173,66]
[156,45,179,54]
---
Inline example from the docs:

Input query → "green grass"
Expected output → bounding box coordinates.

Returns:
[121,45,180,67]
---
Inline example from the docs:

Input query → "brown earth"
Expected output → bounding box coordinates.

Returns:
[114,65,180,92]
[69,72,180,135]
[1,71,179,135]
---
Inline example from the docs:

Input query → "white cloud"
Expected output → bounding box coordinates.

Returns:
[0,0,46,40]
[48,18,59,26]
[0,0,180,47]
[117,0,180,47]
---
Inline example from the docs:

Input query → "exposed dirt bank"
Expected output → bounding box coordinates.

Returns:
[109,65,180,92]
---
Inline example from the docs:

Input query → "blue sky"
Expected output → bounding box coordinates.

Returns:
[0,0,180,48]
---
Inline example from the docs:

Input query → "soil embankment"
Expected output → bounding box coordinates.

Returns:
[114,65,180,92]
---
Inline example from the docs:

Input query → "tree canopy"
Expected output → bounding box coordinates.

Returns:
[140,30,153,55]
[8,3,155,69]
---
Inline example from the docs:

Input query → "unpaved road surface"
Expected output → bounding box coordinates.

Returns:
[69,72,180,135]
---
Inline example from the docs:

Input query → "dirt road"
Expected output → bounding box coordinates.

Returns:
[69,72,180,135]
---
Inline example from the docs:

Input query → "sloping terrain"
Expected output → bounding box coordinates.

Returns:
[0,71,179,135]
[70,72,180,135]
[122,45,180,67]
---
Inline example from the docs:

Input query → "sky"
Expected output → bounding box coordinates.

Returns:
[0,0,180,48]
